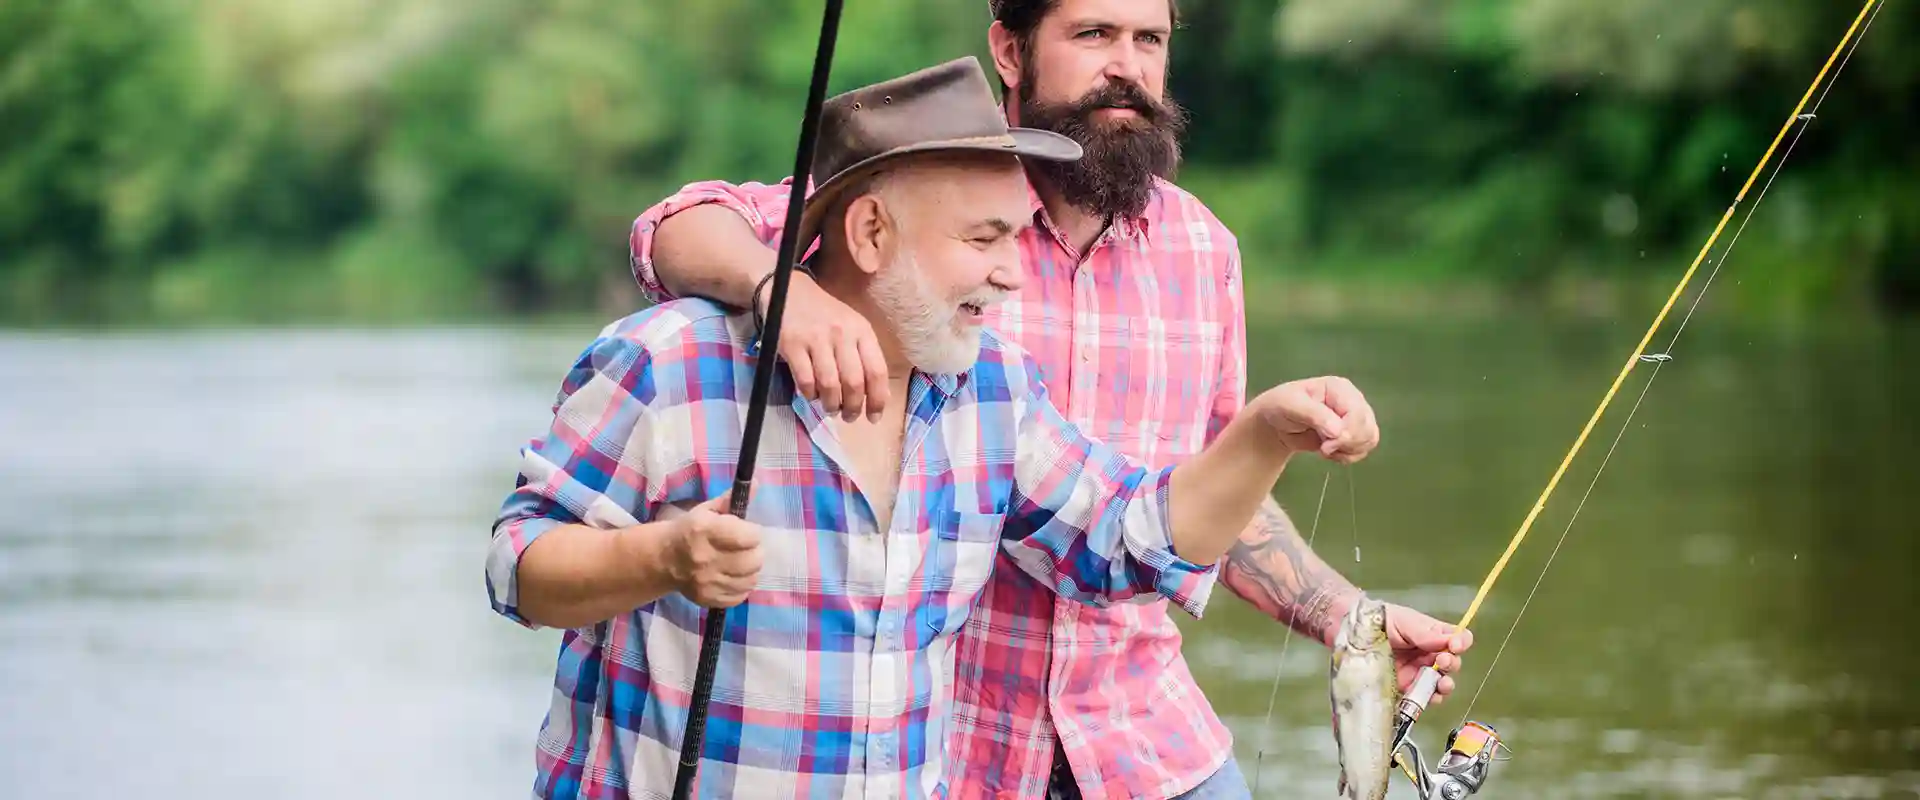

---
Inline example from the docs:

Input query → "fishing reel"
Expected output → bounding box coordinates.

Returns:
[1387,667,1511,799]
[1393,720,1511,800]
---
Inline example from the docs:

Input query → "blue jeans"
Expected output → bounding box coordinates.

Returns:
[1173,755,1251,799]
[1048,751,1249,799]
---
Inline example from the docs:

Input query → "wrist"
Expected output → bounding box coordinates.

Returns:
[617,520,685,598]
[1247,393,1303,459]
[1304,585,1361,647]
[752,269,818,329]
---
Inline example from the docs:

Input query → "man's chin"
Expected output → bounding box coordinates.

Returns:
[909,331,983,376]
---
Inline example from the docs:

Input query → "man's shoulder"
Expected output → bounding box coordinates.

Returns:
[582,298,754,387]
[599,297,750,352]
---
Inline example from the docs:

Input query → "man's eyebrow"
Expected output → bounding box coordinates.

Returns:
[1065,18,1171,36]
[965,218,1017,236]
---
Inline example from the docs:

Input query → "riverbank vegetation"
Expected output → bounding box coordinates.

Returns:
[4,0,1914,327]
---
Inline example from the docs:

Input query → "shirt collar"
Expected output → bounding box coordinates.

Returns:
[1023,176,1156,245]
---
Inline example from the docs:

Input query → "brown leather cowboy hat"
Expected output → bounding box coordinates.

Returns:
[793,56,1082,252]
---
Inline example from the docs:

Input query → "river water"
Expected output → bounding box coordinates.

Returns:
[2,317,1915,798]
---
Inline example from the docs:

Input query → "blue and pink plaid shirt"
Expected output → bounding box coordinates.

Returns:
[487,299,1219,799]
[629,173,1247,799]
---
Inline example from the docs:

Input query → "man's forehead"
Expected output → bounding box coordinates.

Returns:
[915,165,1030,224]
[1048,0,1172,29]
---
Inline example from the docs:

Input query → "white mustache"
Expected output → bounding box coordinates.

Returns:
[957,292,1008,309]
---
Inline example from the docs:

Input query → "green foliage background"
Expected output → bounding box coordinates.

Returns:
[3,0,1915,325]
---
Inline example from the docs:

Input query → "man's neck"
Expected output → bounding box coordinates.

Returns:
[1028,173,1111,258]
[1001,100,1114,256]
[809,259,917,389]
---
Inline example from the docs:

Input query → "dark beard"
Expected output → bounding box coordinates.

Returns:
[1016,71,1188,220]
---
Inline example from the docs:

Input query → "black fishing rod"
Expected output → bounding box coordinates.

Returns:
[669,0,845,798]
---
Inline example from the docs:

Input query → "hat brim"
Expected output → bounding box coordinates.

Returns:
[792,127,1082,259]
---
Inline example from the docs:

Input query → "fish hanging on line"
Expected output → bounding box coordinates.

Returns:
[1330,594,1399,800]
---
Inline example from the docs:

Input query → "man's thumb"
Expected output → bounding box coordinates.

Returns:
[1394,612,1455,651]
[700,490,742,516]
[1299,402,1346,441]
[1416,622,1461,651]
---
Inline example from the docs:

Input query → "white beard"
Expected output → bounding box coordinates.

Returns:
[870,251,988,375]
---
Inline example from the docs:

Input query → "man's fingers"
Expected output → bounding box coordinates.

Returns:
[787,349,819,401]
[813,343,843,414]
[1318,376,1355,412]
[696,493,734,515]
[718,547,764,579]
[1284,398,1345,443]
[698,586,750,609]
[835,337,866,422]
[705,519,762,552]
[1451,629,1475,654]
[857,335,890,421]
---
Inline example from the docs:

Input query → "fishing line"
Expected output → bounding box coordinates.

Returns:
[1251,468,1334,797]
[1454,0,1885,724]
[1347,464,1363,570]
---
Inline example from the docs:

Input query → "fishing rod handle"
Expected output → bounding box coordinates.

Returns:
[1399,665,1442,722]
[672,611,730,794]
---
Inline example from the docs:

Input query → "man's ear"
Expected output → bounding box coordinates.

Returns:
[987,22,1023,99]
[838,193,893,277]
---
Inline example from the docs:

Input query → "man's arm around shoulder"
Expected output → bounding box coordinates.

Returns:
[633,176,894,420]
[631,178,799,309]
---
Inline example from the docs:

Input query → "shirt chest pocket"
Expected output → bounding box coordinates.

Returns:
[1109,318,1229,456]
[929,509,1006,599]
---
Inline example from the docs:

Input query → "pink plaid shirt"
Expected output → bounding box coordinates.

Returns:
[630,172,1247,799]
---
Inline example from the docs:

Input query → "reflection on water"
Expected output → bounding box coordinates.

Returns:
[1,319,1916,798]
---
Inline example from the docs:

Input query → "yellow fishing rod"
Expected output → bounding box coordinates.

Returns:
[1384,2,1885,796]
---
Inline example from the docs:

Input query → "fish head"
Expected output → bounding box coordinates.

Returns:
[1336,594,1391,652]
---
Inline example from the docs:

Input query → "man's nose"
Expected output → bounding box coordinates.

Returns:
[992,260,1026,292]
[1102,41,1149,86]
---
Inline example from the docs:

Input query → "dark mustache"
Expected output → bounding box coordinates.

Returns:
[1071,81,1162,121]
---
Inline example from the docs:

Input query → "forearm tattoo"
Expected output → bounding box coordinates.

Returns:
[1221,498,1359,644]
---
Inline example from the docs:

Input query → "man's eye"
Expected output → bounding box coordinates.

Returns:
[1076,29,1106,40]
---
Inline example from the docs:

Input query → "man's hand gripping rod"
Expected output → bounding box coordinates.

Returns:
[1389,666,1511,799]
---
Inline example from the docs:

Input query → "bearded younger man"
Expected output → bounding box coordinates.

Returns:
[487,58,1383,799]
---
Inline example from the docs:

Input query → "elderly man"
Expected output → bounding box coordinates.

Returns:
[487,58,1383,799]
[627,1,1473,797]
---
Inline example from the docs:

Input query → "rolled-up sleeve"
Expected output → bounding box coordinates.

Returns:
[487,334,657,628]
[628,178,814,305]
[1000,354,1218,618]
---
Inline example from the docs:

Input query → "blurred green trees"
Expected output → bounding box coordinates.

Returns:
[2,0,1914,324]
